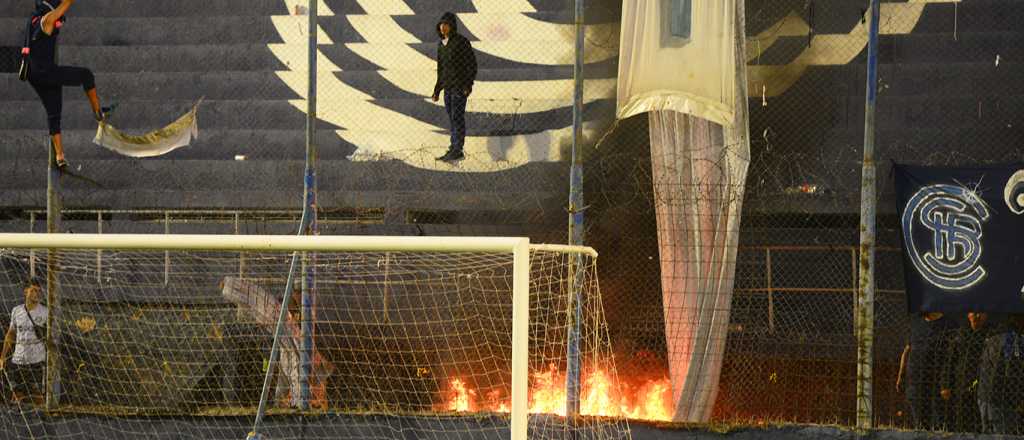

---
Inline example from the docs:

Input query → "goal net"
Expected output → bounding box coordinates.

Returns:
[0,234,630,440]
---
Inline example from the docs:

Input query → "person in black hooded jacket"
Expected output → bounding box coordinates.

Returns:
[431,12,477,162]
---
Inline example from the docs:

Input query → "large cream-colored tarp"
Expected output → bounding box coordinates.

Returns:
[617,0,737,127]
[93,101,202,158]
[649,109,748,422]
[619,0,750,423]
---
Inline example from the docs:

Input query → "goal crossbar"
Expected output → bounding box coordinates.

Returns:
[0,233,531,253]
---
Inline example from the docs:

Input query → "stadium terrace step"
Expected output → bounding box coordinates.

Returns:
[0,71,299,101]
[0,158,568,192]
[0,164,566,212]
[0,96,614,133]
[0,17,284,46]
[0,99,310,131]
[0,0,589,18]
[334,0,579,16]
[0,0,289,18]
[745,0,1024,35]
[0,68,616,101]
[48,45,289,72]
[0,129,345,161]
[752,62,1024,103]
[11,42,613,74]
[0,11,615,47]
[753,33,1024,66]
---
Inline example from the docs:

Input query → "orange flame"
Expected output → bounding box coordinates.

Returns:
[446,378,477,412]
[441,364,672,421]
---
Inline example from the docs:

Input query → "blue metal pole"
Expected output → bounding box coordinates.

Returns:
[251,0,318,435]
[565,0,585,419]
[855,0,880,430]
[299,0,318,411]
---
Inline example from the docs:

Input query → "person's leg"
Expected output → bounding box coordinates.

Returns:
[990,406,1011,434]
[906,384,924,429]
[450,90,467,155]
[9,363,31,403]
[978,399,990,433]
[443,89,456,155]
[29,80,65,164]
[52,66,105,120]
[27,362,44,406]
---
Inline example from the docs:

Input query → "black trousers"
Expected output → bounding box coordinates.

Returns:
[28,65,96,135]
[7,361,44,398]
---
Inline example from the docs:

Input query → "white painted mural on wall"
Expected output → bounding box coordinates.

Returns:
[269,0,618,173]
[267,0,949,173]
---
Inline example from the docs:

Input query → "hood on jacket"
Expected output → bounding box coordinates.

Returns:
[436,12,458,39]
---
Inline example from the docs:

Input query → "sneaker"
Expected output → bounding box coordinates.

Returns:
[55,158,68,170]
[95,104,118,122]
[435,151,452,161]
[441,150,464,162]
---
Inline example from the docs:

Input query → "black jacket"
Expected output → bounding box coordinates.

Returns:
[433,12,477,96]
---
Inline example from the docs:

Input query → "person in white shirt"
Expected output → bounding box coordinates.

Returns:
[1,280,48,403]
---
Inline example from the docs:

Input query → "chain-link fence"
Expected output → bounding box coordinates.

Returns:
[1,0,1022,437]
[585,0,1022,435]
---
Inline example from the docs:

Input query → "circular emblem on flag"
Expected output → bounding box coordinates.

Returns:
[1004,169,1024,215]
[901,184,990,291]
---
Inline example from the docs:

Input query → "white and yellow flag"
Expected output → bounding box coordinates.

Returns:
[617,0,737,127]
[93,100,202,158]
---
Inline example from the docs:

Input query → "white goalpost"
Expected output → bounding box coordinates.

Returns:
[0,234,628,440]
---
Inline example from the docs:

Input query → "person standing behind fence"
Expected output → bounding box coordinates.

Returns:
[941,312,997,432]
[897,312,957,431]
[431,12,477,163]
[978,314,1024,435]
[0,280,48,404]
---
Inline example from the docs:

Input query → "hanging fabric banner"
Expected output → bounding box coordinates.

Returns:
[93,99,202,158]
[649,110,748,422]
[618,0,749,423]
[617,0,737,126]
[894,163,1024,313]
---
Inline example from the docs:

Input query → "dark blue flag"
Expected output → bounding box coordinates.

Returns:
[895,164,1024,313]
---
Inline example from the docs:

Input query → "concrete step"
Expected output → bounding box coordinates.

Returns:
[753,92,1024,132]
[0,129,353,161]
[0,67,618,101]
[0,99,310,131]
[1,71,298,101]
[0,158,569,192]
[0,0,289,17]
[746,0,1024,36]
[0,11,615,46]
[48,45,287,72]
[16,42,615,73]
[0,17,285,46]
[754,31,1024,66]
[0,0,584,18]
[340,11,618,45]
[0,159,567,209]
[914,0,1024,35]
[333,0,579,16]
[0,188,566,213]
[753,62,1024,99]
[0,96,614,133]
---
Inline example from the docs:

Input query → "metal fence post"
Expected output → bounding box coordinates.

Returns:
[856,0,881,430]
